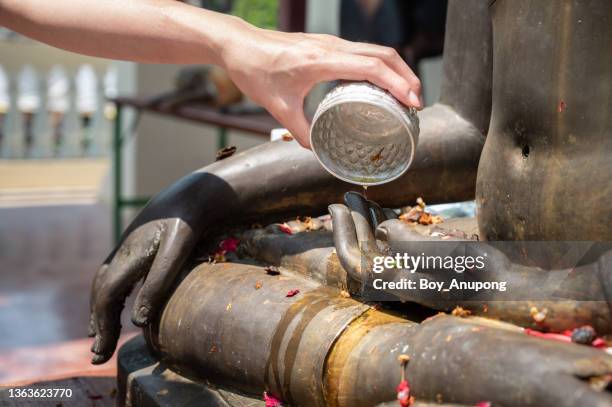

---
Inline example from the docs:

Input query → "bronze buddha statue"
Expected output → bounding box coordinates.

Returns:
[89,1,612,405]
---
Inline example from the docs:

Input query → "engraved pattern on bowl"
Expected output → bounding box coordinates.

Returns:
[310,82,419,186]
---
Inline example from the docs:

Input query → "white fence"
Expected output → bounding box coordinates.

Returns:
[0,63,117,159]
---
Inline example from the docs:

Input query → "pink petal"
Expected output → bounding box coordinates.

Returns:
[263,392,283,407]
[278,223,293,235]
[396,379,412,407]
[286,289,300,298]
[219,237,240,253]
[524,328,572,343]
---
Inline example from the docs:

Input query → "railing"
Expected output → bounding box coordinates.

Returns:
[0,63,117,159]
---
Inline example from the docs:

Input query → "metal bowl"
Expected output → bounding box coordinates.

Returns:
[310,82,419,186]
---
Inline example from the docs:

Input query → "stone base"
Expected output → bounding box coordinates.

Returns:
[117,335,264,407]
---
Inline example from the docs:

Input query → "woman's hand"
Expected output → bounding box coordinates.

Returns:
[1,0,422,148]
[221,24,423,148]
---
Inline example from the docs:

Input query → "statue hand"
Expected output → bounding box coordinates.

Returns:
[328,191,395,283]
[88,173,208,364]
[328,192,511,303]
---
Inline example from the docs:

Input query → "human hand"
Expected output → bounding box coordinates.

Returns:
[220,24,423,148]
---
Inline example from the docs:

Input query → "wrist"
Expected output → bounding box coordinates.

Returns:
[214,14,259,69]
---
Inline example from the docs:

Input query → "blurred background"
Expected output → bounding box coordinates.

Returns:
[0,0,447,399]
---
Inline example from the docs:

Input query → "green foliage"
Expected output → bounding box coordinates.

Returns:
[232,0,278,30]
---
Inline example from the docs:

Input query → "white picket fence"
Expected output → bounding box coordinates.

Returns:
[0,63,118,159]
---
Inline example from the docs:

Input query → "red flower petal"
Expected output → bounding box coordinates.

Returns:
[219,237,240,253]
[396,379,412,407]
[263,391,283,407]
[286,289,300,298]
[524,328,572,343]
[592,338,607,348]
[475,402,491,407]
[278,223,293,235]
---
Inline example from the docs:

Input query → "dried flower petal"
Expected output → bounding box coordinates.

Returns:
[451,306,471,318]
[281,132,294,142]
[286,289,300,298]
[213,251,227,263]
[263,391,283,407]
[529,306,547,323]
[255,281,263,290]
[418,212,434,225]
[216,145,237,161]
[398,354,410,364]
[265,265,281,276]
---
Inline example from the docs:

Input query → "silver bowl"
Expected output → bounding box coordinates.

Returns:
[310,82,419,186]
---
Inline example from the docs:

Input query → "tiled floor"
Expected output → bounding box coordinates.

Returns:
[0,202,137,387]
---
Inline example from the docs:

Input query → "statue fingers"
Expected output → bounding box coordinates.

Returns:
[131,218,197,327]
[375,218,434,242]
[365,199,387,228]
[90,222,164,364]
[329,204,364,282]
[88,261,112,338]
[343,191,376,244]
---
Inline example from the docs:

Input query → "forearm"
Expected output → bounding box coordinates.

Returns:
[0,0,246,65]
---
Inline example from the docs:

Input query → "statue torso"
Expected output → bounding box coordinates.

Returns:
[476,0,612,240]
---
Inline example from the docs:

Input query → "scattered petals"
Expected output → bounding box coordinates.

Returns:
[264,392,283,407]
[396,380,413,407]
[216,145,237,161]
[278,223,293,235]
[213,251,227,263]
[592,338,607,348]
[219,237,240,253]
[296,216,316,231]
[451,306,471,318]
[399,198,443,226]
[524,328,572,343]
[529,306,547,323]
[557,100,566,113]
[286,289,300,298]
[265,265,281,276]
